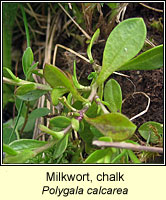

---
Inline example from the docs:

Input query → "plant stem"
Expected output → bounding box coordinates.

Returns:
[88,83,98,102]
[33,139,57,155]
[20,4,30,47]
[94,96,110,114]
[92,140,163,154]
[8,101,23,143]
[34,125,72,155]
[20,103,30,135]
[3,77,52,91]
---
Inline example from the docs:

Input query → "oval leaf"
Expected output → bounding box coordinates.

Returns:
[53,133,69,159]
[97,18,147,85]
[84,113,137,141]
[138,121,163,144]
[15,83,36,95]
[71,118,79,132]
[49,116,71,129]
[104,79,122,112]
[44,63,88,102]
[9,139,47,151]
[29,108,50,119]
[22,47,34,77]
[119,44,163,71]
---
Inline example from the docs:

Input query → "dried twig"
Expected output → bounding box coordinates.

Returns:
[58,3,91,40]
[139,3,163,13]
[93,140,163,154]
[130,92,150,121]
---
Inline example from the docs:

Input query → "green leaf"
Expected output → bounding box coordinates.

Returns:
[38,124,64,140]
[90,126,104,138]
[16,89,47,101]
[3,143,18,156]
[119,45,163,71]
[53,133,69,159]
[78,120,94,147]
[104,79,122,112]
[3,127,17,144]
[97,18,147,85]
[127,150,141,164]
[111,149,127,163]
[15,83,36,95]
[87,72,97,80]
[51,88,68,106]
[84,148,111,163]
[29,108,50,119]
[84,113,137,141]
[49,116,71,129]
[138,121,163,144]
[26,61,39,79]
[71,118,79,132]
[22,47,34,77]
[44,63,88,102]
[3,67,20,82]
[3,149,36,164]
[87,28,100,63]
[9,139,47,151]
[85,101,99,118]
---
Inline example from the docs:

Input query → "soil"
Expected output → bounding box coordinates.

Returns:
[3,3,164,163]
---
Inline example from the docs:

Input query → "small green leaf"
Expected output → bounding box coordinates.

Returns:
[71,118,79,132]
[127,150,141,164]
[138,121,163,144]
[51,88,68,106]
[84,113,137,141]
[22,47,34,77]
[111,149,127,163]
[15,83,36,95]
[49,116,71,129]
[119,45,163,71]
[44,63,88,102]
[29,108,50,119]
[3,143,18,156]
[53,133,69,159]
[3,67,20,82]
[26,61,39,79]
[3,149,36,164]
[87,72,97,80]
[97,18,147,85]
[84,148,111,163]
[9,139,47,151]
[85,101,99,118]
[38,124,64,140]
[104,79,122,112]
[31,69,43,77]
[87,28,100,63]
